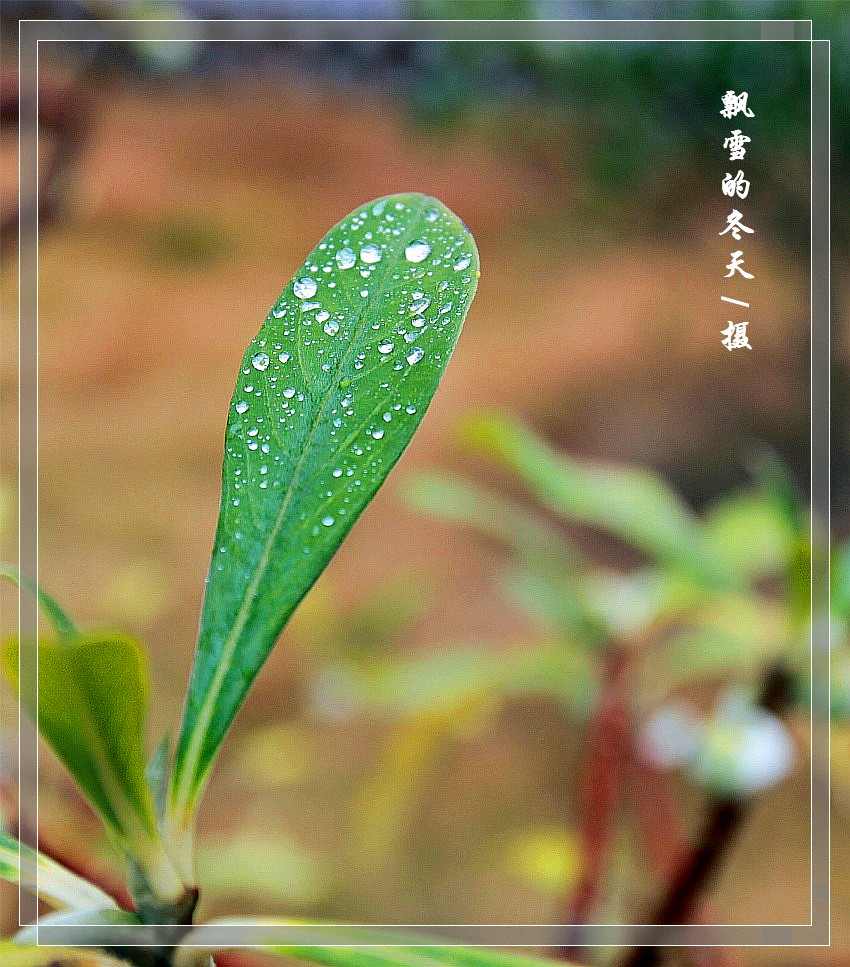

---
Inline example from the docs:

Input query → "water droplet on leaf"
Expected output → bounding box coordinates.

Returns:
[405,240,431,263]
[336,247,356,269]
[294,277,318,299]
[360,243,382,264]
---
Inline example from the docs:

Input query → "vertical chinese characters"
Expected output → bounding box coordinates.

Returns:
[719,90,755,351]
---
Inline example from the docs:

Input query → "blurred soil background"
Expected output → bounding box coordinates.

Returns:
[0,2,848,963]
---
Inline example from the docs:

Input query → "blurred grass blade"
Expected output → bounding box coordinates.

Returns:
[0,831,119,912]
[170,193,478,833]
[459,413,737,589]
[2,636,182,901]
[0,945,127,967]
[0,563,77,639]
[354,699,488,865]
[178,919,569,967]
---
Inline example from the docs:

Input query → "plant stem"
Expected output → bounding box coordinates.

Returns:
[557,646,631,959]
[630,759,742,967]
[620,663,795,967]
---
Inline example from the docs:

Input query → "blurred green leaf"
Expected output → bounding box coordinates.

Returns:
[832,541,850,621]
[407,474,578,572]
[354,694,492,863]
[409,474,607,644]
[179,918,569,967]
[2,635,182,900]
[0,831,119,912]
[196,830,325,904]
[0,562,77,639]
[703,490,795,580]
[348,641,596,721]
[270,944,563,967]
[501,566,608,646]
[353,640,596,863]
[636,597,787,704]
[0,944,127,967]
[170,194,478,840]
[459,414,738,589]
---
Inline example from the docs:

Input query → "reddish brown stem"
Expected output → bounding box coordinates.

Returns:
[631,756,688,883]
[556,646,631,959]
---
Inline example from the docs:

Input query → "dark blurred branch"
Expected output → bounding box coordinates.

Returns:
[557,646,631,960]
[621,663,795,967]
[631,759,742,967]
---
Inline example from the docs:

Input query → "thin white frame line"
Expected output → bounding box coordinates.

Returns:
[17,19,818,25]
[16,11,24,930]
[827,37,832,944]
[809,26,814,929]
[35,33,42,935]
[21,20,824,942]
[27,25,823,939]
[35,39,815,43]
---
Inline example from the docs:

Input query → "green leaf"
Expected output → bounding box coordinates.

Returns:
[703,489,795,579]
[407,475,608,645]
[0,831,119,911]
[635,597,786,704]
[0,944,127,967]
[458,414,738,590]
[177,919,567,967]
[271,944,561,967]
[170,193,478,830]
[2,636,183,902]
[406,473,578,572]
[0,562,77,639]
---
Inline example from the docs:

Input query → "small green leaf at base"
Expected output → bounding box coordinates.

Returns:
[0,944,127,967]
[2,635,183,902]
[0,831,119,912]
